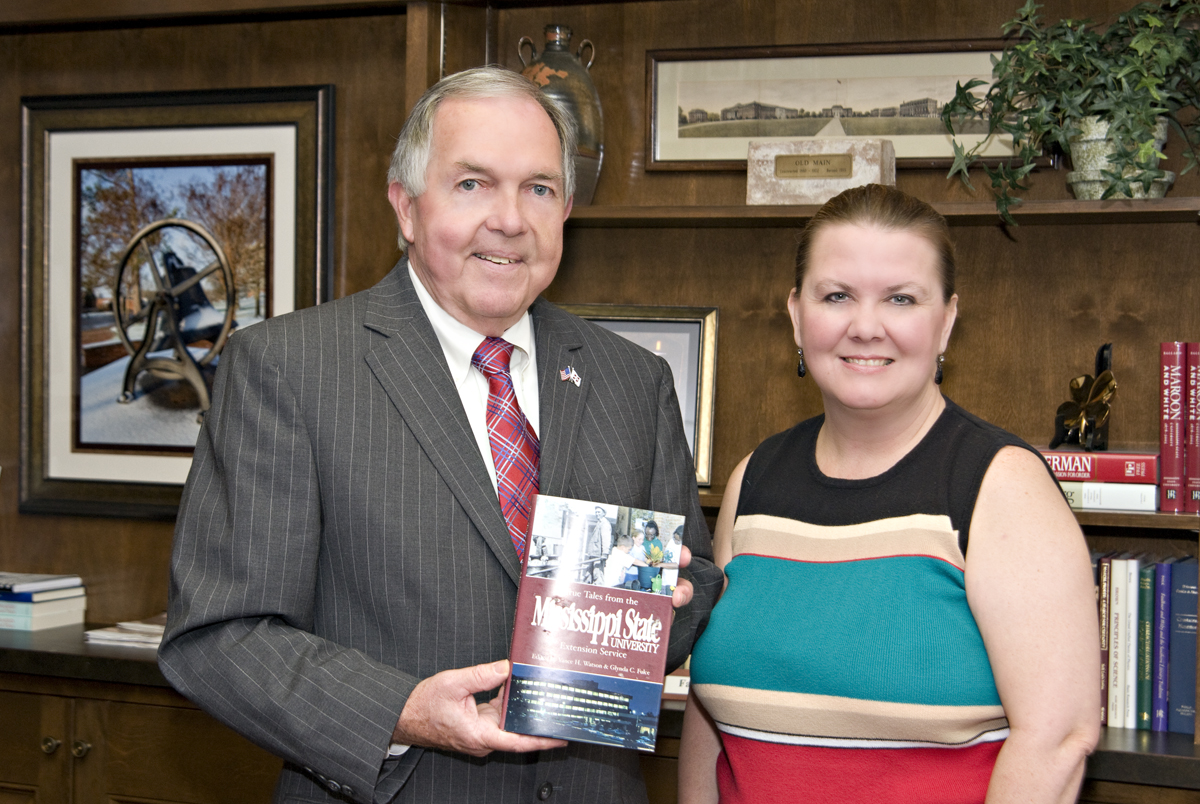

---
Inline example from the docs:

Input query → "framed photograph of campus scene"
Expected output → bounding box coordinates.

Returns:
[560,304,718,486]
[647,40,1014,171]
[20,86,333,518]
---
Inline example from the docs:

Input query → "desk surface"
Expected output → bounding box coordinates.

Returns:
[0,623,166,688]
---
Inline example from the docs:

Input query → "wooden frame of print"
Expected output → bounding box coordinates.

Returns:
[20,86,334,518]
[560,304,718,487]
[646,40,1014,171]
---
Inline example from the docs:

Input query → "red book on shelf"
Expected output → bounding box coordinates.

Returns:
[1161,342,1187,513]
[1186,343,1200,513]
[1039,448,1158,484]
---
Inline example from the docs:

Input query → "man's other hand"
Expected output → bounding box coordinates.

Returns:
[672,545,694,609]
[393,660,568,757]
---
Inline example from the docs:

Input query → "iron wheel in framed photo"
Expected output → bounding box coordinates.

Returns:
[20,85,334,518]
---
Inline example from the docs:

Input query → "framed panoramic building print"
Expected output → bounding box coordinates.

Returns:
[647,40,1013,170]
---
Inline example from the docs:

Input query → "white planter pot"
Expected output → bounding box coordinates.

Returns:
[1066,115,1172,199]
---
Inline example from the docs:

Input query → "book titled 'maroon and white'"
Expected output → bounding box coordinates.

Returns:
[500,494,684,752]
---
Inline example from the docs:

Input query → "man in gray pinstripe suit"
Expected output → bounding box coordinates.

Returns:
[159,67,722,804]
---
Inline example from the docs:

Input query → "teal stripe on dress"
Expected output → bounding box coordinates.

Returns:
[691,554,1000,708]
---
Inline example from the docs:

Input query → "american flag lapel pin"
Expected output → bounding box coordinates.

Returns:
[559,366,582,387]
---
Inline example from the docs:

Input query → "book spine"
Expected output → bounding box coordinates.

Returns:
[1108,558,1126,727]
[1138,561,1155,730]
[1099,556,1112,726]
[1153,561,1173,731]
[1124,558,1139,729]
[1168,561,1198,734]
[0,597,85,616]
[0,608,84,630]
[1161,342,1187,513]
[0,587,84,604]
[1187,343,1200,513]
[1059,482,1158,512]
[1040,450,1159,484]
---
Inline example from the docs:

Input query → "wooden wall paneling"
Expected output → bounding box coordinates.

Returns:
[406,2,444,115]
[0,12,409,623]
[443,3,488,75]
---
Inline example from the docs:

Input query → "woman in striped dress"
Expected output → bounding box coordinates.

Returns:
[679,185,1099,804]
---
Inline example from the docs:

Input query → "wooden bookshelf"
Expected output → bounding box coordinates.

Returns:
[566,198,1200,229]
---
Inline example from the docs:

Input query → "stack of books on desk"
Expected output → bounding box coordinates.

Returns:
[1040,448,1159,512]
[0,572,86,631]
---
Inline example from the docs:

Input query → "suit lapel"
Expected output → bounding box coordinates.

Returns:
[362,263,522,584]
[532,299,590,498]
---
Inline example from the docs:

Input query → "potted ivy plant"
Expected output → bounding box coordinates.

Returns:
[942,0,1200,223]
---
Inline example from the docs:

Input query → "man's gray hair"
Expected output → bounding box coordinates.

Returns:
[388,66,577,252]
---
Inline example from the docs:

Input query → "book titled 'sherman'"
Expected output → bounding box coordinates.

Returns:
[500,494,684,753]
[1039,448,1159,484]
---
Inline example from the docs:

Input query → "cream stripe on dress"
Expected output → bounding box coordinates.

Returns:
[694,682,1008,746]
[731,513,965,568]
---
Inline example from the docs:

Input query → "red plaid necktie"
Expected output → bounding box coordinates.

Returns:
[472,337,539,560]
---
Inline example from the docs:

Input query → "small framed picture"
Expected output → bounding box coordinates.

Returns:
[20,86,333,517]
[647,40,1012,170]
[561,304,718,486]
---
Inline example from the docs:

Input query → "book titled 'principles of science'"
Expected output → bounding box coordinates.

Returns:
[500,494,683,753]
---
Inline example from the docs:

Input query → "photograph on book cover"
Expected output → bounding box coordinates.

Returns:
[647,40,1016,171]
[507,663,663,752]
[20,86,333,518]
[559,304,716,485]
[525,497,686,596]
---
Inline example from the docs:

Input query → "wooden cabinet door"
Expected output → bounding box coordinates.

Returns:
[0,691,71,804]
[72,699,282,804]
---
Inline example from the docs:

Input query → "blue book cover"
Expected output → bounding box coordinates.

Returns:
[1168,558,1198,734]
[1154,558,1178,731]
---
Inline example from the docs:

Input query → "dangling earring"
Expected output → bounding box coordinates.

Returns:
[934,353,945,385]
[797,348,807,378]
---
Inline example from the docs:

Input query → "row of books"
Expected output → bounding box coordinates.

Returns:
[1095,553,1197,733]
[1161,342,1200,513]
[0,572,86,631]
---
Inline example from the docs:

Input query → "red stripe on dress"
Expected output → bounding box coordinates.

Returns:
[714,732,1001,804]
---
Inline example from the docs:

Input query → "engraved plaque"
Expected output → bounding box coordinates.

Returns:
[746,139,895,205]
[775,154,853,179]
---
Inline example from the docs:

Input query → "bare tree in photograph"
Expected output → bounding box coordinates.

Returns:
[79,168,173,310]
[182,165,268,317]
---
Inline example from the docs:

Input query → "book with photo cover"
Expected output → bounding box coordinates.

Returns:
[500,494,684,753]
